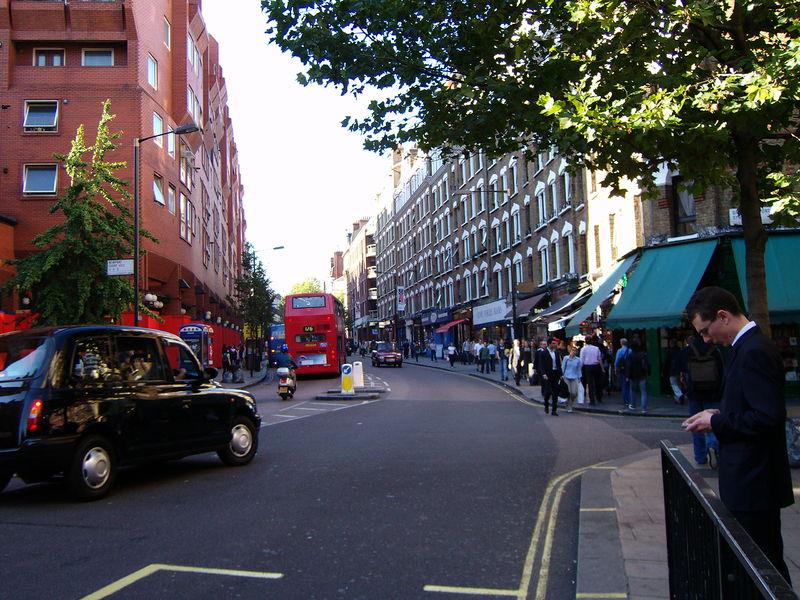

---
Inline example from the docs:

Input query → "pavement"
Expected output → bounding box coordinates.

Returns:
[398,354,800,599]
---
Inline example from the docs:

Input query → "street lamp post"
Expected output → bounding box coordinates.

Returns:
[133,122,199,325]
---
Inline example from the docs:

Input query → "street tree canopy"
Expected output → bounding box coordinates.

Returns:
[264,0,800,331]
[290,278,325,295]
[229,243,276,338]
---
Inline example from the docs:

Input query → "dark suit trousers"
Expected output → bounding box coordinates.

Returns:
[584,364,602,403]
[731,508,791,585]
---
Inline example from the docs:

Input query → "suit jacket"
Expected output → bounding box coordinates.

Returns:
[537,348,563,379]
[710,325,793,512]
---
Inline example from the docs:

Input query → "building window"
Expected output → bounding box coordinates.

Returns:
[167,131,175,157]
[152,113,163,146]
[82,49,114,66]
[147,54,158,89]
[33,49,64,67]
[493,225,501,254]
[550,181,558,215]
[496,270,503,297]
[512,212,521,243]
[23,100,58,132]
[537,190,547,224]
[163,17,171,49]
[540,248,549,283]
[167,184,176,214]
[562,172,571,206]
[153,174,165,205]
[23,164,57,195]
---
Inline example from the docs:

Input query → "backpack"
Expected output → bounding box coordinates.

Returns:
[479,346,490,360]
[687,344,720,392]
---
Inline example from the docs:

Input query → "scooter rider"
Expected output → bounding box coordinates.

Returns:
[274,344,298,372]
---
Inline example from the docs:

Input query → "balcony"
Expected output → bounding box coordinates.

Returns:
[367,266,377,279]
[368,287,378,300]
[366,244,377,258]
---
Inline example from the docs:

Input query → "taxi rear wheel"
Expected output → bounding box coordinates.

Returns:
[66,435,117,501]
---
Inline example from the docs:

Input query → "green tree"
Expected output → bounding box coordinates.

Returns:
[264,0,800,333]
[4,100,155,326]
[289,278,324,295]
[228,243,276,338]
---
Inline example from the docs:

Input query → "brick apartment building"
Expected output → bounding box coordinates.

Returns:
[0,0,246,338]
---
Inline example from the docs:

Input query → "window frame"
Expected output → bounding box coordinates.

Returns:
[147,54,158,89]
[23,100,59,132]
[23,163,58,196]
[153,173,165,205]
[82,48,114,67]
[33,48,65,67]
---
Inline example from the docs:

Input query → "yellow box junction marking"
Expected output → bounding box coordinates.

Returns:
[81,563,283,600]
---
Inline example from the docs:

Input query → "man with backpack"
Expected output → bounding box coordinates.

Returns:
[681,334,724,467]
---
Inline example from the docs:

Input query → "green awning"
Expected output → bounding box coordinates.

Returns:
[565,255,636,336]
[731,235,800,324]
[606,240,717,330]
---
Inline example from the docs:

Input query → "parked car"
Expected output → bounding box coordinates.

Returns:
[0,325,260,500]
[371,342,403,367]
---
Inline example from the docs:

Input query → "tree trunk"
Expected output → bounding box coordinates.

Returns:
[733,131,770,337]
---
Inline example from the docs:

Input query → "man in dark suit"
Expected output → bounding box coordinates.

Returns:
[537,337,564,416]
[684,286,793,583]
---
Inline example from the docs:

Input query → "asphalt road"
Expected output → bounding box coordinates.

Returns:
[0,361,684,600]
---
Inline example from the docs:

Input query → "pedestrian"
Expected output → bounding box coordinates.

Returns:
[625,339,649,412]
[509,339,522,385]
[580,335,605,405]
[498,339,509,381]
[681,333,723,467]
[478,342,490,373]
[487,339,498,372]
[521,340,533,384]
[539,337,563,416]
[561,345,583,413]
[665,338,686,404]
[428,340,437,362]
[412,340,419,362]
[614,338,632,408]
[684,286,793,584]
[473,339,484,371]
[447,341,457,367]
[532,339,546,385]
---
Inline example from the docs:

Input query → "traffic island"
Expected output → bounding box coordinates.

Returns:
[325,386,388,394]
[315,392,382,401]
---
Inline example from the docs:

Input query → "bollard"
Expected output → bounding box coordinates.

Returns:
[352,361,365,388]
[340,363,355,395]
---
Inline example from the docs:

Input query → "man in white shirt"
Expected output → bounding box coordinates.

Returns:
[580,337,604,405]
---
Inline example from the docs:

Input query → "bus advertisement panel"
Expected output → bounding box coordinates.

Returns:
[284,293,345,375]
[268,324,285,367]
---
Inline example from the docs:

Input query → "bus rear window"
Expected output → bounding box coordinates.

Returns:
[295,333,326,343]
[291,296,326,309]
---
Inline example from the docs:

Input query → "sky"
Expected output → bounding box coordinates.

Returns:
[201,0,391,296]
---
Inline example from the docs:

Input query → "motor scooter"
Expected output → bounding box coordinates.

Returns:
[276,367,296,401]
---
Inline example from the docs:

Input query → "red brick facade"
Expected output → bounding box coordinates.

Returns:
[0,0,246,329]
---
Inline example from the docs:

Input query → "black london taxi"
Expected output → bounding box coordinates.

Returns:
[0,325,261,500]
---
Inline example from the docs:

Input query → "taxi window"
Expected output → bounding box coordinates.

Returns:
[114,336,166,381]
[162,338,203,380]
[71,337,113,386]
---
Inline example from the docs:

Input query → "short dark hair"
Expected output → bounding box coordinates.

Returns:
[686,286,743,322]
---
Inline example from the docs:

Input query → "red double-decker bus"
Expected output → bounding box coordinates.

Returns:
[283,293,346,375]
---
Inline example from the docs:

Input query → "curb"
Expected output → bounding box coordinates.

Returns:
[406,361,687,419]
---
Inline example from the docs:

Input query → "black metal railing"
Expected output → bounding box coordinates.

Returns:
[660,440,797,599]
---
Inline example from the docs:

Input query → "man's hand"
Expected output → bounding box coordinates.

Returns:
[683,409,720,433]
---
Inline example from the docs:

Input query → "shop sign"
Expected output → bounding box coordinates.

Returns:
[473,299,510,326]
[421,309,451,326]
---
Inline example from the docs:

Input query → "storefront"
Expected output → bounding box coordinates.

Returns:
[472,298,511,342]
